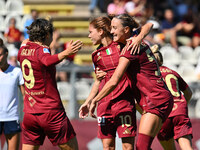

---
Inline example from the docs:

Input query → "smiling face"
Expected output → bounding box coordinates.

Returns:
[111,18,127,44]
[88,24,102,45]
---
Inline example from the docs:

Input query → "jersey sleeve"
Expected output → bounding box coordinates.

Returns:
[18,69,24,85]
[120,45,137,61]
[37,47,60,66]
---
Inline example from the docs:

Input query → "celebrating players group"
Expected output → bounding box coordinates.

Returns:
[0,13,193,150]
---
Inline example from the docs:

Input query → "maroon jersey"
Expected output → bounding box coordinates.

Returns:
[120,42,172,109]
[92,41,131,101]
[160,66,188,117]
[18,41,64,113]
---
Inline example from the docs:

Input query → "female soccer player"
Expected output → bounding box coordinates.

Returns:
[89,14,173,150]
[152,45,193,150]
[0,38,24,150]
[79,16,153,150]
[18,18,82,150]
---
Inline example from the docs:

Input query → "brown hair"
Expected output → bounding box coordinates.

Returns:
[90,16,112,37]
[26,18,53,43]
[0,38,8,54]
[114,14,140,33]
[0,38,3,46]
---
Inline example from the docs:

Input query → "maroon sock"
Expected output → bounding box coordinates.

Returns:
[136,133,154,150]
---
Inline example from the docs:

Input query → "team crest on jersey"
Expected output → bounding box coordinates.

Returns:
[97,52,100,56]
[43,48,50,53]
[106,48,112,55]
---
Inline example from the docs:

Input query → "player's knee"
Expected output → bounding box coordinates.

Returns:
[103,142,115,150]
[122,137,134,150]
[103,145,115,150]
[178,135,193,150]
[59,137,78,150]
[122,143,134,150]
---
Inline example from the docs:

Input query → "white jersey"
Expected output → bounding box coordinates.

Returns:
[0,65,24,121]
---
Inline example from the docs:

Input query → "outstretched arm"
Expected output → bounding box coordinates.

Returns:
[79,79,100,119]
[89,57,130,118]
[127,22,153,54]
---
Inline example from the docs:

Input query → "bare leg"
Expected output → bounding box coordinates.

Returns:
[159,138,176,150]
[58,136,78,150]
[136,113,162,150]
[22,144,40,150]
[5,133,20,150]
[122,137,135,150]
[178,135,193,150]
[101,138,115,150]
[139,113,162,137]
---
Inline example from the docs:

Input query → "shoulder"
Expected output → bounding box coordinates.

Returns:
[7,65,22,76]
[12,66,22,73]
[160,66,175,74]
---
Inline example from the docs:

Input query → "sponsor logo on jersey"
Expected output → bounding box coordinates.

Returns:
[97,117,106,126]
[43,48,50,53]
[123,128,131,134]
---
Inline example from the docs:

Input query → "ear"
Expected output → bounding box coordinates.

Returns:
[98,28,104,36]
[124,26,130,34]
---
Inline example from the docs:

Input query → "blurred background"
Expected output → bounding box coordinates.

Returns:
[0,0,200,149]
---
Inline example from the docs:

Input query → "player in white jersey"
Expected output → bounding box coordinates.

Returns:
[0,38,25,150]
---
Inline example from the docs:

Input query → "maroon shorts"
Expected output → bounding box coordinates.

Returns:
[157,115,193,141]
[22,110,76,146]
[97,88,136,139]
[140,92,173,122]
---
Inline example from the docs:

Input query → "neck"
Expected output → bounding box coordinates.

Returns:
[122,33,132,44]
[0,63,9,72]
[34,41,49,47]
[101,36,113,47]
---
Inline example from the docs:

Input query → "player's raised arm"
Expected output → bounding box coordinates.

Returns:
[126,22,153,54]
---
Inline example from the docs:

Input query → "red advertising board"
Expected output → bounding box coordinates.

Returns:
[1,119,200,150]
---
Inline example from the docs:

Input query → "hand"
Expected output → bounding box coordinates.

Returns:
[96,67,106,81]
[89,100,97,118]
[126,35,142,55]
[79,102,89,119]
[64,40,83,56]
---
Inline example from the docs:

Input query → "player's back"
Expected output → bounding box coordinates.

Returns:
[18,42,64,113]
[121,42,173,106]
[160,66,188,117]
